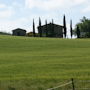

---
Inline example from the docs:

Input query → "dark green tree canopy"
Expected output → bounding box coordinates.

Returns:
[33,19,36,37]
[74,17,90,38]
[76,26,80,38]
[70,20,73,38]
[76,17,90,32]
[63,15,67,38]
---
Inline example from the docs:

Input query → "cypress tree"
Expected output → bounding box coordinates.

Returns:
[33,19,36,37]
[52,19,54,24]
[63,15,67,38]
[39,17,42,37]
[45,20,48,37]
[70,20,73,38]
[52,19,54,37]
[76,26,80,38]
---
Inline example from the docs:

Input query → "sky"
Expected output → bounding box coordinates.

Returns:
[0,0,90,35]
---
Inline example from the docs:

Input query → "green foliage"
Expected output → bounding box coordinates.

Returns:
[0,32,11,35]
[51,19,54,37]
[45,20,48,37]
[39,17,42,37]
[33,19,36,37]
[70,20,73,38]
[63,15,67,38]
[76,26,80,38]
[85,32,90,38]
[75,16,90,38]
[0,35,90,89]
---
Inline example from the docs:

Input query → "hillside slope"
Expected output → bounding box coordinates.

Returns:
[0,35,90,89]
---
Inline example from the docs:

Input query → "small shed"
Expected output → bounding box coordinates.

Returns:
[12,28,26,36]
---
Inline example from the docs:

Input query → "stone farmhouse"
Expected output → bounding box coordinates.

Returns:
[38,23,63,38]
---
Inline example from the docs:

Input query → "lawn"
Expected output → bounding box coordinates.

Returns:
[0,35,90,90]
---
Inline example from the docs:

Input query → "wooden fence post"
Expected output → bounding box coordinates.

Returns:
[71,78,75,90]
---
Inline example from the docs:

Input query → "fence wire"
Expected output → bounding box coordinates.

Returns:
[47,79,90,90]
[47,81,72,90]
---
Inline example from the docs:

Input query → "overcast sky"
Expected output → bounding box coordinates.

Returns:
[0,0,90,34]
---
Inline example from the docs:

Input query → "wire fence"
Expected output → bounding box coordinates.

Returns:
[0,78,90,90]
[75,79,90,90]
[47,78,90,90]
[47,81,72,90]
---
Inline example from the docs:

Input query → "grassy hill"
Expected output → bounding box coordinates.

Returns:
[0,35,90,90]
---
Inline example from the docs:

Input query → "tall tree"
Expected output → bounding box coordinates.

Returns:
[51,19,54,37]
[39,17,42,37]
[70,20,73,38]
[76,26,80,38]
[75,17,90,38]
[52,19,54,24]
[33,19,36,37]
[63,15,67,38]
[45,20,48,37]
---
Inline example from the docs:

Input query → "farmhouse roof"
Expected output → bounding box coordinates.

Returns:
[38,23,63,28]
[12,28,26,32]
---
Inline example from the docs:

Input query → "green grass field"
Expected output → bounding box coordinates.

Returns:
[0,35,90,90]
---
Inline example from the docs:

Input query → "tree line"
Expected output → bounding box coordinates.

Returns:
[30,16,90,38]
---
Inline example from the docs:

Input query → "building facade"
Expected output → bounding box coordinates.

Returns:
[12,28,26,36]
[38,23,63,38]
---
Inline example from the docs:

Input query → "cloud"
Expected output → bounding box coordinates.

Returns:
[25,0,64,10]
[25,0,87,10]
[71,0,86,5]
[0,0,89,34]
[82,6,90,13]
[0,9,14,19]
[0,17,31,33]
[0,4,6,8]
[0,3,14,19]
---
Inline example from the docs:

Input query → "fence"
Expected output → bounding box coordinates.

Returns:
[47,78,90,90]
[0,79,90,90]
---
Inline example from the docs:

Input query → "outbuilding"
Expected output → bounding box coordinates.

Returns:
[12,28,26,36]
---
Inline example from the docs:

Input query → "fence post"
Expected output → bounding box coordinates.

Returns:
[71,78,75,90]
